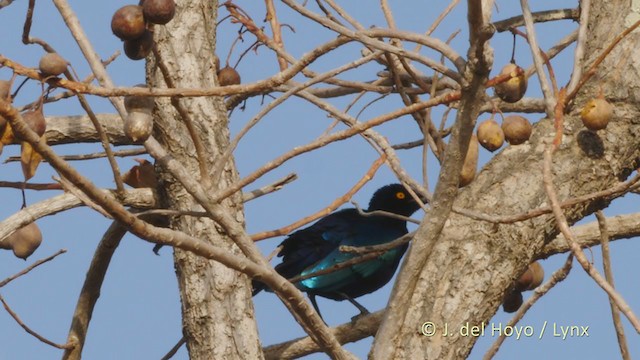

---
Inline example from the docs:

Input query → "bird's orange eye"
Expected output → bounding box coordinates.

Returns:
[396,192,406,199]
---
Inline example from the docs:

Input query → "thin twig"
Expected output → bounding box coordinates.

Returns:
[264,0,288,70]
[542,147,640,332]
[62,222,127,360]
[250,155,386,241]
[160,336,186,360]
[0,293,74,349]
[4,148,146,163]
[483,254,574,360]
[493,8,578,32]
[564,18,640,106]
[0,249,67,288]
[243,173,298,202]
[595,211,631,360]
[519,0,556,118]
[0,181,62,190]
[565,1,590,94]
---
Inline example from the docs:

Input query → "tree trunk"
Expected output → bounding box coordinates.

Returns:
[373,1,640,358]
[147,1,263,358]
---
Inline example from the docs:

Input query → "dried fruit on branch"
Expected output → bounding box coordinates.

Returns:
[502,115,532,145]
[494,63,527,103]
[477,119,504,152]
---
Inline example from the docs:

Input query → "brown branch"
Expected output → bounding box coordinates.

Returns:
[0,293,74,349]
[263,310,384,360]
[596,211,631,360]
[0,181,62,190]
[519,0,556,117]
[565,2,589,94]
[264,0,288,70]
[251,154,386,241]
[493,8,578,32]
[62,222,127,360]
[0,249,67,288]
[0,188,156,244]
[4,148,146,163]
[160,337,187,360]
[243,173,298,202]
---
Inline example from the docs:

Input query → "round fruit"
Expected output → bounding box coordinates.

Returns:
[217,66,241,86]
[125,110,153,142]
[38,53,68,77]
[143,0,176,25]
[0,80,11,99]
[494,63,527,103]
[580,97,613,131]
[515,262,544,291]
[502,290,523,313]
[459,135,478,187]
[477,119,504,152]
[502,115,532,145]
[3,222,43,260]
[111,5,146,41]
[22,109,46,137]
[124,30,154,60]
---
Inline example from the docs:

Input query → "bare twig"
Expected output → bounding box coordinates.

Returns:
[564,18,640,106]
[565,1,590,94]
[519,0,556,117]
[0,293,74,349]
[0,249,67,288]
[264,0,288,70]
[4,148,146,163]
[263,310,385,360]
[0,181,62,190]
[595,211,631,360]
[493,8,578,32]
[542,147,640,332]
[243,173,298,202]
[160,336,187,360]
[251,155,386,240]
[62,222,127,360]
[483,254,574,360]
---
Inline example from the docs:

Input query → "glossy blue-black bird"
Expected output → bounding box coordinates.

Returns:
[253,184,422,318]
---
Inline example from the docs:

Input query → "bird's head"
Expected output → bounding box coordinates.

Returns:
[367,183,424,217]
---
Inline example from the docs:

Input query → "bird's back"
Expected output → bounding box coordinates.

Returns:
[254,208,406,299]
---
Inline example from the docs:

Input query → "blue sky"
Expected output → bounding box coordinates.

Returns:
[1,1,638,359]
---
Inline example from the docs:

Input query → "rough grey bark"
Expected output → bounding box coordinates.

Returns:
[146,1,262,359]
[372,1,640,358]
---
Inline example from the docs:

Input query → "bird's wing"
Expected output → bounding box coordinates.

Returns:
[274,209,360,281]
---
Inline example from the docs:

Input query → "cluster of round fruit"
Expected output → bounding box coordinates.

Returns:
[477,115,532,153]
[503,261,544,312]
[111,0,176,60]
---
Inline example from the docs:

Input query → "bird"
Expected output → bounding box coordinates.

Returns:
[253,183,423,319]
